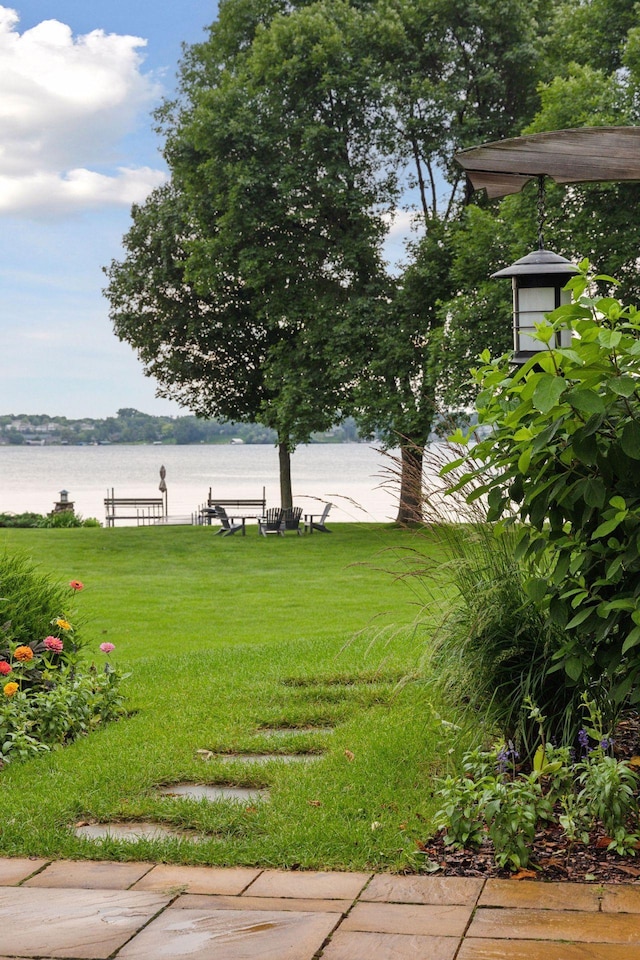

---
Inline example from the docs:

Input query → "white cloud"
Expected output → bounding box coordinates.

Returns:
[0,6,166,215]
[0,166,167,215]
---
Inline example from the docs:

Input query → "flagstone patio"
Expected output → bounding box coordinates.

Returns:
[0,857,639,958]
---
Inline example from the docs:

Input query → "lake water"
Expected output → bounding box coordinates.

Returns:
[0,443,403,524]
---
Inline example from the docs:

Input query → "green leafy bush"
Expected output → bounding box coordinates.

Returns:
[0,513,100,528]
[448,263,640,719]
[0,554,126,766]
[436,720,639,869]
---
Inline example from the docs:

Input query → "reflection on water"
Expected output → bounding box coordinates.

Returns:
[0,443,401,524]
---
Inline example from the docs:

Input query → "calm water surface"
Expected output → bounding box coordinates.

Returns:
[0,443,401,524]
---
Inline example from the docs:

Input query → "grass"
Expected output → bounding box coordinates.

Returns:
[0,522,470,871]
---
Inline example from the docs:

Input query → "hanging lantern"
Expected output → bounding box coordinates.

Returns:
[491,248,579,363]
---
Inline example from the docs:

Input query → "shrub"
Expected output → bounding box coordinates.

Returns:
[448,263,640,720]
[424,521,581,750]
[436,720,639,869]
[0,555,126,766]
[0,552,81,657]
[0,513,100,529]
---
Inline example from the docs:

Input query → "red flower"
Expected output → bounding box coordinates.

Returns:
[44,636,64,653]
[69,580,84,592]
[0,662,11,676]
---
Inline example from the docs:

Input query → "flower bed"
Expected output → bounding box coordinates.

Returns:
[0,554,126,766]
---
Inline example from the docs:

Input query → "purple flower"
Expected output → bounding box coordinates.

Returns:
[496,742,519,773]
[578,728,589,754]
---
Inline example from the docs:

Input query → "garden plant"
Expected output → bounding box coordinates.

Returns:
[433,264,640,867]
[0,553,126,765]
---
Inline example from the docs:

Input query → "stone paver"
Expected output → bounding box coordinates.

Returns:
[0,856,49,885]
[479,878,602,912]
[117,905,340,960]
[133,864,261,895]
[2,862,640,958]
[0,886,170,958]
[244,869,371,900]
[176,893,352,913]
[341,902,473,938]
[362,874,483,906]
[458,940,640,959]
[467,907,640,944]
[320,930,461,959]
[602,884,640,913]
[25,859,153,889]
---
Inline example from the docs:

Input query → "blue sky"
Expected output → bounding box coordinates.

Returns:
[0,1,414,420]
[0,1,217,418]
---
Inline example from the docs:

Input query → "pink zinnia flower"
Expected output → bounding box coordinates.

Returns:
[0,662,11,676]
[69,580,84,592]
[99,642,115,654]
[44,636,64,653]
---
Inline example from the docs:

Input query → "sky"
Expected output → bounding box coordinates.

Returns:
[0,1,218,418]
[0,1,414,420]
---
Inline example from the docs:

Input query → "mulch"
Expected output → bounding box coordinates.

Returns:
[419,712,640,884]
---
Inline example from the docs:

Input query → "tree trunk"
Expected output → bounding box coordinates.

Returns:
[278,440,293,509]
[396,442,424,526]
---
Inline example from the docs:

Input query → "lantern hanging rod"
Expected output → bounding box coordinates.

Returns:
[537,176,546,251]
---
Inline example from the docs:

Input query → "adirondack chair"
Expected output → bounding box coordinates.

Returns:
[282,506,303,534]
[304,502,332,533]
[258,507,284,536]
[214,505,245,537]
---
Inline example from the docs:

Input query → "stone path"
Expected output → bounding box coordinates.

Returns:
[1,857,639,958]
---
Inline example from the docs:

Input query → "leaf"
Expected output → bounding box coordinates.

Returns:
[611,377,637,398]
[567,389,605,415]
[565,657,584,681]
[512,869,537,880]
[591,517,622,540]
[583,478,606,509]
[566,606,596,629]
[533,745,546,772]
[598,328,622,349]
[621,420,640,460]
[571,432,599,465]
[532,374,567,414]
[524,578,548,603]
[622,627,640,655]
[344,749,355,762]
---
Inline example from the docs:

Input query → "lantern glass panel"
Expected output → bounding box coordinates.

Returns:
[515,284,557,353]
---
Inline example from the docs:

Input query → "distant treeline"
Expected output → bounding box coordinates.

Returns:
[0,409,362,446]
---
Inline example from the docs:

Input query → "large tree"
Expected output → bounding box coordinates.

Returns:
[343,0,550,521]
[106,0,392,508]
[106,0,553,521]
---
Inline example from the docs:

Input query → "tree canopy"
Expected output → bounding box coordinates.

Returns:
[105,0,640,520]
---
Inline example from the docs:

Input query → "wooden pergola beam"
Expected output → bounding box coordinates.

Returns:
[455,126,640,199]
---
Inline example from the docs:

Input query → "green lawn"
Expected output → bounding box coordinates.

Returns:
[0,523,467,871]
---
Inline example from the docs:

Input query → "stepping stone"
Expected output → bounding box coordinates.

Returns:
[217,753,321,765]
[257,727,335,737]
[74,822,197,842]
[157,782,269,803]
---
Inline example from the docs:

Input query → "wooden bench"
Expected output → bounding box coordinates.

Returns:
[104,490,166,527]
[198,488,266,525]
